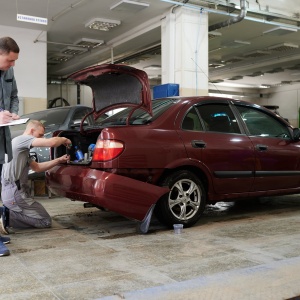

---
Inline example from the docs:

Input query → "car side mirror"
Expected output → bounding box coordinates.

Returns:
[292,128,300,141]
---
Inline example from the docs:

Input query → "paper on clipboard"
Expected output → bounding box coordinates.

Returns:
[0,118,30,127]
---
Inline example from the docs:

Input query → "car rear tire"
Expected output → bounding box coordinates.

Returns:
[155,170,206,228]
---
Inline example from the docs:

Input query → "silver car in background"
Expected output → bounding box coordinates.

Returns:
[9,105,96,179]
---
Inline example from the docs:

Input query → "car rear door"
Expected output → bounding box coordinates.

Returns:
[179,100,256,194]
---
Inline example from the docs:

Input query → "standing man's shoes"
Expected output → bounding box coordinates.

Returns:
[0,241,10,256]
[0,207,9,235]
[0,236,10,244]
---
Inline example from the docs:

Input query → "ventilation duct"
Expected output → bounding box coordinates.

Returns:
[222,40,250,49]
[268,43,298,51]
[243,50,270,58]
[246,71,264,77]
[228,75,243,80]
[265,67,284,74]
[225,57,244,63]
[287,64,300,70]
[209,79,224,83]
[263,26,297,36]
[110,0,149,12]
[209,0,247,32]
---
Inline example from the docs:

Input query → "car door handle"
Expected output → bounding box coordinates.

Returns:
[255,144,268,151]
[191,140,206,148]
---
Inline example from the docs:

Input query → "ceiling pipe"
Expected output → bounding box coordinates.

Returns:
[34,39,90,48]
[161,0,300,31]
[209,0,247,32]
[51,0,88,22]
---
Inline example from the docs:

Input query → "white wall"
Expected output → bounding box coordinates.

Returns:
[257,83,300,128]
[210,83,300,128]
[0,24,47,114]
[47,83,93,107]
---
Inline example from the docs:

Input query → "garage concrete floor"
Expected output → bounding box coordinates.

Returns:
[1,194,300,300]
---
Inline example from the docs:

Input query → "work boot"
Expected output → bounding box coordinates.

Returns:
[0,206,9,235]
[0,236,10,244]
[0,240,10,256]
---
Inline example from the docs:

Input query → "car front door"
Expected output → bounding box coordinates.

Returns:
[235,105,300,191]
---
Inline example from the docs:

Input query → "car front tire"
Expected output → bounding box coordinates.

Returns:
[155,170,206,228]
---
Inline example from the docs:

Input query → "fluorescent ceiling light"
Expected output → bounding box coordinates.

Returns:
[209,47,222,53]
[144,65,161,70]
[121,58,140,65]
[74,38,104,48]
[85,18,121,31]
[110,0,149,12]
[222,40,250,49]
[263,26,297,36]
[148,75,162,79]
[61,46,88,55]
[209,62,225,68]
[48,54,73,62]
[208,31,222,39]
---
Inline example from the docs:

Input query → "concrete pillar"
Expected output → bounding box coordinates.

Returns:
[161,7,209,96]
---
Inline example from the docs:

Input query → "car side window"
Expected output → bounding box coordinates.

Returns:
[196,103,241,134]
[182,107,203,131]
[236,105,290,138]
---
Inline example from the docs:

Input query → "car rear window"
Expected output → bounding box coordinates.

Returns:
[97,99,177,126]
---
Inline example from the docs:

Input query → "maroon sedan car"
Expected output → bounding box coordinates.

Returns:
[46,64,300,233]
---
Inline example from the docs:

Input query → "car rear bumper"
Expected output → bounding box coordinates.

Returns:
[46,165,169,221]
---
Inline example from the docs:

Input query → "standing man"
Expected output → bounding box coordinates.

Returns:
[0,36,20,256]
[0,120,71,235]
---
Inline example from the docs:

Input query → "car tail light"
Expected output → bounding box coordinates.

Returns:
[93,139,124,161]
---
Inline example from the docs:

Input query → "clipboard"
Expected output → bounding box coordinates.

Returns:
[0,118,30,127]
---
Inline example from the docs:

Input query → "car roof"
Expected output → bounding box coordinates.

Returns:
[21,105,91,116]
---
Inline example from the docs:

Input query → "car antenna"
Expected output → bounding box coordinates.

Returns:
[191,57,250,100]
[190,57,223,96]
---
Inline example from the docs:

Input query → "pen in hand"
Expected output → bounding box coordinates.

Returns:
[0,108,13,124]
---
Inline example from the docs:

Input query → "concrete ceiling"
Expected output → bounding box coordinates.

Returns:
[1,0,300,91]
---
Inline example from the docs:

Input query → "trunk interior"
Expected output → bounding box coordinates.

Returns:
[55,131,100,165]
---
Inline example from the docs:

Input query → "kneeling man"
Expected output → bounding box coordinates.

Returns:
[0,120,71,234]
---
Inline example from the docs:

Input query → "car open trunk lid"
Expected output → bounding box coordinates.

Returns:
[68,64,152,120]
